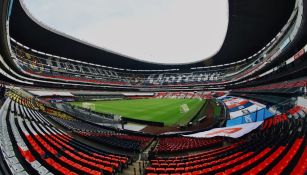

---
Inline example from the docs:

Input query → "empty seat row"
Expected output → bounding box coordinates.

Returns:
[151,136,223,154]
[45,108,153,153]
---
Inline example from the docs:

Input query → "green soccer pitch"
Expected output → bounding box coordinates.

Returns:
[70,98,206,126]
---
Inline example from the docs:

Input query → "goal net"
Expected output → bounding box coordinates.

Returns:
[82,102,95,111]
[180,104,190,113]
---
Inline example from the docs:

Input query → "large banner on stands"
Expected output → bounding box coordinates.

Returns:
[184,121,263,138]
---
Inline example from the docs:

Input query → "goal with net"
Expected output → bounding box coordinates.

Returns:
[180,104,190,113]
[82,102,95,111]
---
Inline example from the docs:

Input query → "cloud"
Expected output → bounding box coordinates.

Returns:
[22,0,228,64]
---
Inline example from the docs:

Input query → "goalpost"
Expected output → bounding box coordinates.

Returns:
[180,104,190,113]
[82,102,95,111]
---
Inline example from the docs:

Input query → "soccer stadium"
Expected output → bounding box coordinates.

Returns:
[0,0,307,174]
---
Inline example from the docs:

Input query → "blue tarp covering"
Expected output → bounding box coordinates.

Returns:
[228,102,254,113]
[226,108,274,127]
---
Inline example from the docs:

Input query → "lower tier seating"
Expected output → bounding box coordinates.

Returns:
[0,93,131,175]
[78,132,153,153]
[145,106,307,175]
[48,114,153,152]
[2,90,307,175]
[151,137,223,154]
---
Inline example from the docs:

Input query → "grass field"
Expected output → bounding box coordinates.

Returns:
[70,98,206,126]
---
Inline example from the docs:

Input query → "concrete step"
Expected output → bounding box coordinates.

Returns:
[120,161,147,175]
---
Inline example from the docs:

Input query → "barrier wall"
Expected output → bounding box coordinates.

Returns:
[122,117,164,127]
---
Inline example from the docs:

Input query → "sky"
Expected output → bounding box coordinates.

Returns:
[22,0,229,64]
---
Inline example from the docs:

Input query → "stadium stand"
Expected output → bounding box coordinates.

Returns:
[42,106,154,153]
[61,104,115,124]
[12,44,227,86]
[234,78,307,93]
[1,91,131,175]
[145,108,307,175]
[0,0,306,174]
[2,85,306,174]
[150,136,223,154]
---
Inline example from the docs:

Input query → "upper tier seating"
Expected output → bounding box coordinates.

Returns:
[13,45,225,86]
[235,94,289,106]
[154,92,212,99]
[235,78,307,93]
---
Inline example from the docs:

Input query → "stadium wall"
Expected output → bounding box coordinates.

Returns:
[121,117,164,127]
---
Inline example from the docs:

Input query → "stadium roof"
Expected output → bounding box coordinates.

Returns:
[9,0,295,70]
[22,0,229,65]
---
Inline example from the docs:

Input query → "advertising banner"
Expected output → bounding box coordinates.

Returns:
[184,121,263,138]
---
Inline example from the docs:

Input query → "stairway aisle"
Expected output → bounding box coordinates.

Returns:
[120,140,158,174]
[120,161,146,175]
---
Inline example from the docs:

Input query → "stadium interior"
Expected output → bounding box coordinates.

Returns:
[0,0,307,174]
